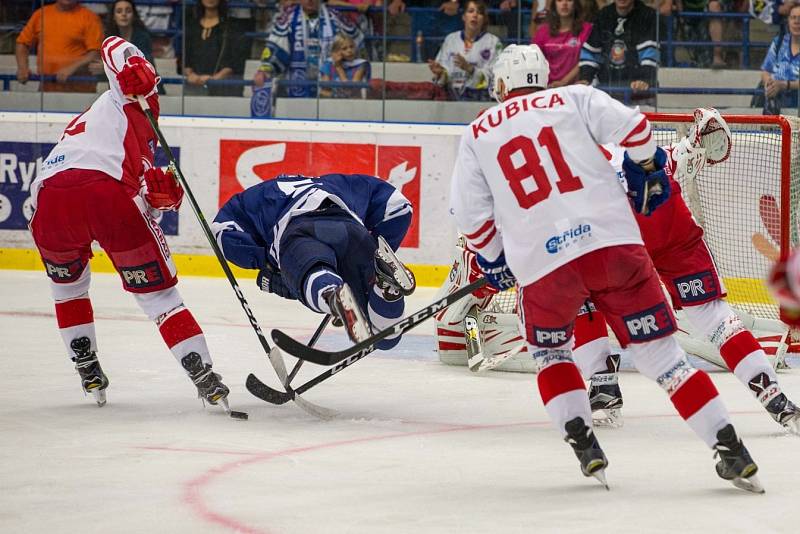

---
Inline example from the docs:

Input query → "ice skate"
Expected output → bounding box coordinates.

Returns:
[181,353,230,406]
[589,355,623,428]
[70,337,109,407]
[323,283,371,344]
[375,235,416,298]
[564,417,609,489]
[750,372,800,435]
[713,424,764,494]
[764,393,800,436]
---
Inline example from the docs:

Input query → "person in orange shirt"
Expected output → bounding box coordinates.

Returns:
[15,0,104,92]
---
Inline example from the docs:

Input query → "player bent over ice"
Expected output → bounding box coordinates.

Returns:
[212,174,415,348]
[450,44,762,492]
[28,37,230,409]
[573,109,800,434]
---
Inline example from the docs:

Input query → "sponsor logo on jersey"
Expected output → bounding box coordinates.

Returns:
[120,261,164,289]
[545,224,592,254]
[623,302,675,341]
[673,271,718,303]
[532,324,572,347]
[43,258,84,283]
[42,153,66,170]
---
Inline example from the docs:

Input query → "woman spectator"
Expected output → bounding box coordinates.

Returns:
[761,5,800,113]
[428,0,502,101]
[320,33,371,98]
[532,0,591,87]
[183,0,246,96]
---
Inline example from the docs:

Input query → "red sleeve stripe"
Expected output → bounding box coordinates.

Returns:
[472,226,497,250]
[619,117,651,147]
[464,219,495,240]
[621,131,653,148]
[101,36,126,75]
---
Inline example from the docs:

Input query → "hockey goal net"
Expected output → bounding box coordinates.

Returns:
[484,113,800,330]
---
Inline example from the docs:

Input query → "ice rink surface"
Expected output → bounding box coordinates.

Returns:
[1,269,798,534]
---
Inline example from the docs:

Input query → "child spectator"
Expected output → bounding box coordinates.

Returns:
[428,0,502,100]
[254,0,363,98]
[183,0,247,97]
[15,0,104,92]
[328,0,384,59]
[578,0,659,98]
[533,0,592,87]
[320,33,371,97]
[760,4,800,112]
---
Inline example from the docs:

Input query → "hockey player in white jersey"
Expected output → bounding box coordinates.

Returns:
[450,44,762,492]
[28,37,232,411]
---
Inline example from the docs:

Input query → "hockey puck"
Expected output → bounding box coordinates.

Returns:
[229,410,249,420]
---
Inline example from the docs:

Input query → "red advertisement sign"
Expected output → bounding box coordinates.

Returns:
[219,140,421,247]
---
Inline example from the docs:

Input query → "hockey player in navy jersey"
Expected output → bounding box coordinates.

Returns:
[212,174,416,348]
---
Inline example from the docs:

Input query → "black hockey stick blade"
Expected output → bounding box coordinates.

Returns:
[246,373,293,404]
[272,278,487,366]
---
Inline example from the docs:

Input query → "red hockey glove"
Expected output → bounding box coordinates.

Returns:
[469,254,501,298]
[144,166,183,211]
[117,56,158,98]
[769,258,800,326]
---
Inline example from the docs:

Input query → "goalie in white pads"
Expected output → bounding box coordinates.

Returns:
[572,108,800,434]
[450,44,763,492]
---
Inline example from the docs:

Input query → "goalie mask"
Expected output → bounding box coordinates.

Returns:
[491,44,549,102]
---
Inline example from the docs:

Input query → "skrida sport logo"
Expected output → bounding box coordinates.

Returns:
[545,224,592,254]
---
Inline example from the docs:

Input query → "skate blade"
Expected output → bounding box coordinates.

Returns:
[590,467,610,490]
[91,388,107,407]
[732,473,765,494]
[592,408,623,428]
[377,237,415,294]
[782,416,800,436]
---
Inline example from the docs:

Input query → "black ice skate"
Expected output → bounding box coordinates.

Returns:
[564,417,609,489]
[70,337,109,407]
[181,353,230,406]
[375,235,416,300]
[713,424,764,493]
[323,283,371,344]
[750,372,800,435]
[589,354,623,428]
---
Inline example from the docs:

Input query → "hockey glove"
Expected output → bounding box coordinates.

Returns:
[623,147,672,216]
[468,254,500,298]
[475,252,516,291]
[117,56,158,99]
[768,258,800,326]
[256,264,297,300]
[143,165,183,211]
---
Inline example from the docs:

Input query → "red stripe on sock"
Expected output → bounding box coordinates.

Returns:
[55,298,93,329]
[573,310,608,349]
[537,362,585,405]
[670,370,718,420]
[719,331,761,371]
[158,309,203,348]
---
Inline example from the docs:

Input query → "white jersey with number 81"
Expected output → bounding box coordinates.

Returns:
[450,84,658,287]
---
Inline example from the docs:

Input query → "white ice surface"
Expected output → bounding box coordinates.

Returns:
[1,269,798,534]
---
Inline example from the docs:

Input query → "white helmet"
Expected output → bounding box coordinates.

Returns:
[491,44,549,102]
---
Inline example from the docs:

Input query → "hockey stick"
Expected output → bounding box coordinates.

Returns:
[272,278,487,366]
[135,96,290,410]
[246,315,330,405]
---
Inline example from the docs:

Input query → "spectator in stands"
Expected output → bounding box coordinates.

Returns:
[388,0,462,61]
[760,4,800,112]
[254,0,363,98]
[578,0,659,99]
[428,0,502,100]
[320,33,371,97]
[708,0,748,68]
[328,0,383,59]
[183,0,247,97]
[15,0,104,92]
[495,0,538,42]
[533,0,592,87]
[675,0,712,68]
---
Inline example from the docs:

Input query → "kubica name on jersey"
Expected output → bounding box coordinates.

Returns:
[545,224,592,254]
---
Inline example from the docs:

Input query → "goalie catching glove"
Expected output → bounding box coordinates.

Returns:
[622,146,672,216]
[476,252,516,291]
[142,165,183,211]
